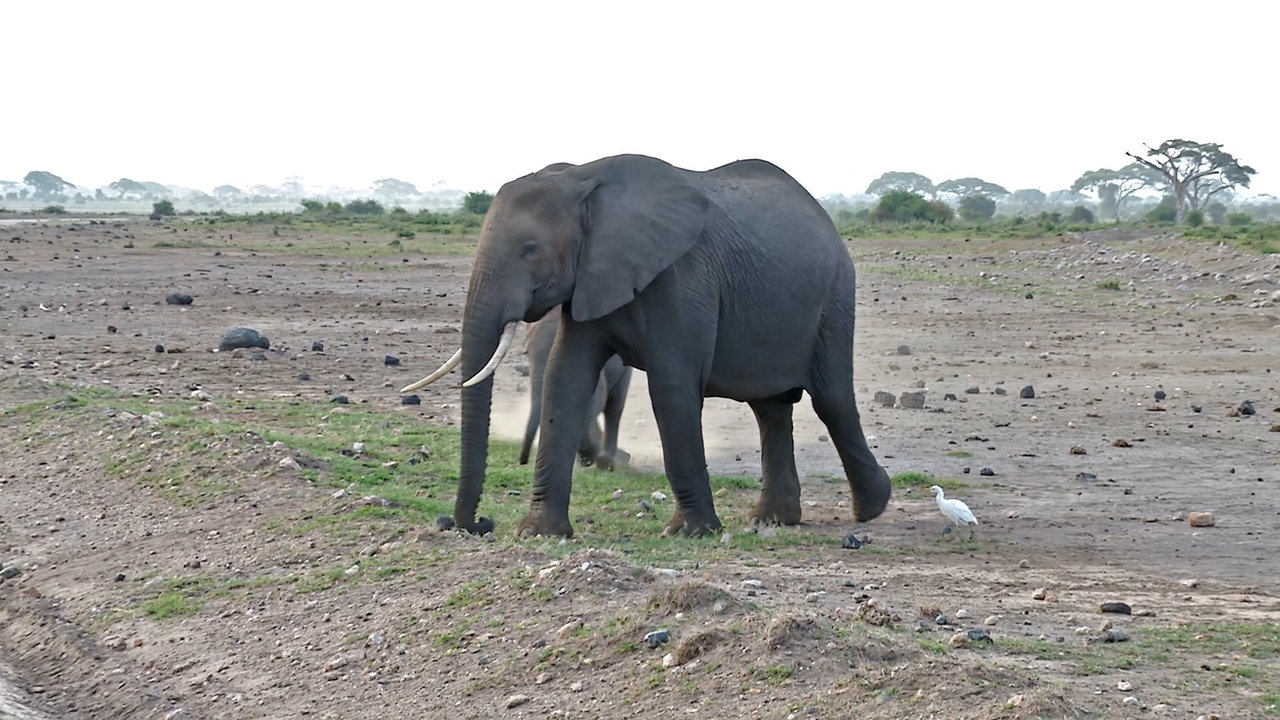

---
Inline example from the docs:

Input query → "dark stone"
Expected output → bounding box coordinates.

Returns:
[401,394,421,405]
[471,517,496,535]
[114,573,126,582]
[436,515,456,531]
[1100,602,1132,615]
[1191,405,1203,413]
[164,292,193,305]
[1239,400,1256,416]
[154,344,165,353]
[873,391,896,408]
[297,372,311,381]
[962,467,971,474]
[841,533,864,550]
[899,391,925,409]
[943,393,958,401]
[1154,390,1167,401]
[384,355,400,366]
[219,327,270,351]
[311,341,325,352]
[1075,472,1098,482]
[1020,385,1035,399]
[331,395,350,404]
[964,386,980,394]
[979,467,996,476]
[966,628,994,643]
[1024,292,1034,299]
[935,615,950,625]
[0,566,20,580]
[896,344,912,356]
[514,363,530,377]
[644,630,671,648]
[993,387,1008,396]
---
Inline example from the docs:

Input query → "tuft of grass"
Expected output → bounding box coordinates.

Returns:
[891,472,965,490]
[1095,279,1122,291]
[142,591,202,619]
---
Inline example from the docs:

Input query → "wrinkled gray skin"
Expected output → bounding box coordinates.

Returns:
[445,153,891,538]
[519,307,632,471]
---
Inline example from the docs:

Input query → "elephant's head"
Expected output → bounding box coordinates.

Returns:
[402,154,709,532]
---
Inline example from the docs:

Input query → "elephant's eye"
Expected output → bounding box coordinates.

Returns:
[520,241,538,259]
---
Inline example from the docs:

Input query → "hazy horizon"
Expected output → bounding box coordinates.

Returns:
[6,1,1277,199]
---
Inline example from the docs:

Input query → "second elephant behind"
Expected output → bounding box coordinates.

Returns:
[519,307,632,471]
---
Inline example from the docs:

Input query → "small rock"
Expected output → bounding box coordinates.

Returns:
[936,615,950,626]
[943,393,957,401]
[662,652,678,668]
[895,344,912,355]
[1020,385,1035,399]
[1188,512,1216,527]
[384,355,400,366]
[218,327,270,351]
[979,467,995,476]
[331,395,350,404]
[570,681,585,693]
[535,672,552,685]
[741,579,763,589]
[401,394,420,405]
[1191,405,1202,413]
[1112,438,1132,448]
[1102,628,1131,643]
[1069,445,1087,455]
[436,516,455,531]
[1018,559,1030,569]
[323,654,348,671]
[1075,472,1098,482]
[1099,602,1132,615]
[0,566,21,579]
[153,344,165,353]
[898,391,925,409]
[948,631,969,647]
[873,390,896,408]
[1122,696,1140,707]
[1117,680,1133,692]
[841,533,864,550]
[966,628,992,644]
[994,387,1008,395]
[644,630,670,648]
[954,608,970,619]
[165,293,193,305]
[1179,578,1199,588]
[297,372,311,381]
[1154,390,1166,401]
[115,573,126,582]
[964,386,980,395]
[1238,400,1256,416]
[311,341,325,352]
[1032,587,1049,600]
[983,615,998,626]
[505,694,531,709]
[651,490,667,501]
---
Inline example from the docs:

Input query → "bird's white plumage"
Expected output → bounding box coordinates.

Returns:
[930,485,978,527]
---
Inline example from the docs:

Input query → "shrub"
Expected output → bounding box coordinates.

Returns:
[1068,205,1095,224]
[462,191,494,215]
[1145,196,1176,223]
[1185,210,1205,227]
[871,190,953,223]
[152,200,175,216]
[41,205,67,214]
[344,199,384,215]
[1226,212,1252,227]
[957,195,996,222]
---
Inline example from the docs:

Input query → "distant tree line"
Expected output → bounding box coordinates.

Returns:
[846,139,1262,227]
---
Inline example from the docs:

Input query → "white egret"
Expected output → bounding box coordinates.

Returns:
[930,485,979,537]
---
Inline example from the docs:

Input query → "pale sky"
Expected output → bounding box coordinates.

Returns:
[6,1,1277,198]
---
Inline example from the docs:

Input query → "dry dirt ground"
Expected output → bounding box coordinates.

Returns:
[1,217,1279,719]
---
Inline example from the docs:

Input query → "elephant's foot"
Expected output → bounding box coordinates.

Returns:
[851,466,893,523]
[747,493,802,526]
[446,515,496,535]
[515,504,575,538]
[661,506,723,538]
[592,448,630,472]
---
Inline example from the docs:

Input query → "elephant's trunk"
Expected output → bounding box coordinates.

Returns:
[455,270,515,532]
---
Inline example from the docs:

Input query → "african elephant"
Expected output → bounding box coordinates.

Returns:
[519,306,632,471]
[402,154,891,538]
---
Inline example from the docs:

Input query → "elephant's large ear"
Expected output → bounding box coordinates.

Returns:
[570,157,708,322]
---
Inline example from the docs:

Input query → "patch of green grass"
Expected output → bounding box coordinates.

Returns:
[943,450,973,458]
[1095,279,1122,291]
[891,472,965,490]
[142,591,202,619]
[749,664,794,686]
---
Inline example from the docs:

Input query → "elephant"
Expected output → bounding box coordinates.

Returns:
[402,153,892,538]
[519,306,632,471]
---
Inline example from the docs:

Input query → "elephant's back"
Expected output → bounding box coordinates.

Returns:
[693,160,842,252]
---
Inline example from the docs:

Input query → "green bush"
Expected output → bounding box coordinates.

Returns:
[1226,212,1253,226]
[958,195,996,222]
[344,199,385,215]
[462,191,494,215]
[41,205,67,215]
[871,190,953,223]
[152,200,175,216]
[1185,210,1205,227]
[1146,196,1176,223]
[1068,205,1095,224]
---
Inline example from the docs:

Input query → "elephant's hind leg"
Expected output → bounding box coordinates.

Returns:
[647,377,722,537]
[808,328,892,523]
[746,397,803,526]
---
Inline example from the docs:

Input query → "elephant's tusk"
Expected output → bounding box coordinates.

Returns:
[400,348,462,392]
[462,322,517,388]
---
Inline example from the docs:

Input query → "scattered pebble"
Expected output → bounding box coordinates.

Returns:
[1117,680,1132,692]
[841,534,864,550]
[383,355,400,366]
[1188,512,1216,527]
[401,394,420,405]
[1099,602,1132,615]
[873,391,896,408]
[218,327,270,351]
[164,292,193,305]
[505,694,531,709]
[898,391,925,409]
[311,341,325,352]
[1020,385,1035,399]
[644,630,670,648]
[966,628,992,644]
[979,467,996,476]
[1102,628,1131,643]
[331,395,350,404]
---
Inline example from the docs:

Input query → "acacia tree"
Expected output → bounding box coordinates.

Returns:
[935,177,1010,201]
[1126,140,1255,222]
[865,171,935,197]
[23,171,74,201]
[1071,162,1158,221]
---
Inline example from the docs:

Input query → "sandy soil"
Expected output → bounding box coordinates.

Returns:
[1,217,1278,719]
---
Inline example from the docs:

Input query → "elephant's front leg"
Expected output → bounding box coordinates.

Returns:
[648,377,722,537]
[517,333,610,538]
[746,397,802,526]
